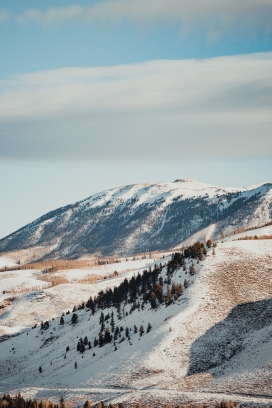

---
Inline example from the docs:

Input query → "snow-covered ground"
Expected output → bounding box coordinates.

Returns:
[56,256,166,281]
[227,224,272,240]
[0,240,272,406]
[0,255,170,335]
[179,223,272,247]
[0,256,17,269]
[0,269,48,292]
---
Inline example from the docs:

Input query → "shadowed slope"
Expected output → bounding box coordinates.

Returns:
[187,299,272,376]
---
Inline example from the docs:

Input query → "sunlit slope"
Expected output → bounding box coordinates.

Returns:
[0,239,272,405]
[0,179,271,260]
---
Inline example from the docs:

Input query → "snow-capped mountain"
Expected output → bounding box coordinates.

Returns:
[0,179,271,260]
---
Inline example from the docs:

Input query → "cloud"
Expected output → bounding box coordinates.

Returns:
[0,53,272,162]
[16,0,272,39]
[0,9,9,22]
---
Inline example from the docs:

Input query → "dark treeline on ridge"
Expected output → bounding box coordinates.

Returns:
[54,241,210,351]
[75,241,208,315]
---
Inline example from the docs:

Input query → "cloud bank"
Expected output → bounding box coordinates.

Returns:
[16,0,272,39]
[1,53,272,161]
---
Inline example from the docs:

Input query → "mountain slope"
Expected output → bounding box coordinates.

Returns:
[0,238,272,406]
[0,179,271,260]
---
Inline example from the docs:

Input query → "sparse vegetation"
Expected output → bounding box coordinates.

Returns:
[0,394,242,408]
[236,234,272,241]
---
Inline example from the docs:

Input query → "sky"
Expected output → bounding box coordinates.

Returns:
[0,0,272,238]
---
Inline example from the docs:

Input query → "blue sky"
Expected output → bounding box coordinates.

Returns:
[1,0,272,238]
[1,0,272,76]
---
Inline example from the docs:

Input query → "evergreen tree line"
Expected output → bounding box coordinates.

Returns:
[0,394,242,408]
[0,394,66,408]
[52,242,210,353]
[67,241,210,353]
[75,318,152,352]
[40,241,210,353]
[93,401,241,408]
[84,242,207,312]
[40,240,211,333]
[82,243,205,315]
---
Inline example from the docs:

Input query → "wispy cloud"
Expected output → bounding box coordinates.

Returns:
[0,53,272,161]
[16,0,272,39]
[0,9,9,22]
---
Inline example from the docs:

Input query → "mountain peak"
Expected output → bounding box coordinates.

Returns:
[173,178,196,183]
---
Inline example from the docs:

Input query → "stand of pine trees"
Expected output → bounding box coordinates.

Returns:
[60,241,209,323]
[49,241,211,352]
[0,394,68,408]
[37,241,211,352]
[0,394,242,408]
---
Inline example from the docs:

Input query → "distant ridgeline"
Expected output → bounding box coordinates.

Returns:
[0,180,271,260]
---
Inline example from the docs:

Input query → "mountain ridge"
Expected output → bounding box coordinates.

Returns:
[0,179,271,261]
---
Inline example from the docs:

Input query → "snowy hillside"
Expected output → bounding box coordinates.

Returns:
[0,179,271,261]
[0,237,272,406]
[0,255,169,336]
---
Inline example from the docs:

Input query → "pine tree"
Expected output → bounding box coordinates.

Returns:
[43,321,49,330]
[110,312,115,333]
[80,338,85,353]
[99,312,105,331]
[59,397,65,408]
[84,336,88,345]
[99,331,104,347]
[117,303,122,320]
[71,313,78,324]
[104,327,111,343]
[189,263,195,276]
[139,325,144,336]
[86,296,95,314]
[147,323,152,333]
[114,326,119,340]
[74,362,77,369]
[39,366,42,373]
[99,312,104,324]
[60,316,64,325]
[88,341,92,350]
[134,324,138,333]
[184,278,189,288]
[171,282,176,295]
[150,291,157,309]
[165,285,172,305]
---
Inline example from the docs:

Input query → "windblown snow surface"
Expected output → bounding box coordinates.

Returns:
[0,234,272,406]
